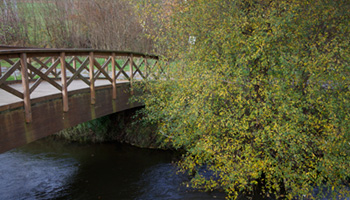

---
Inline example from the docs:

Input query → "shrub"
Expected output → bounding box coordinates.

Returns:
[137,0,350,199]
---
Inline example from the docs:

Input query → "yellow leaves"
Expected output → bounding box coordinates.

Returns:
[137,0,350,199]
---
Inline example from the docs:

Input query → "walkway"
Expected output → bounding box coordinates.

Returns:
[0,80,127,107]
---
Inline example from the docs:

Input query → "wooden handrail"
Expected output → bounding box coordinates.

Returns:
[0,48,161,123]
[0,48,159,59]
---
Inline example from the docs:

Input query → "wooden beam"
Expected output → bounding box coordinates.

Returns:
[29,58,60,94]
[94,57,111,80]
[0,84,24,99]
[43,57,51,65]
[66,59,90,86]
[0,60,20,86]
[93,58,113,82]
[20,53,32,123]
[60,52,69,112]
[32,57,48,71]
[115,59,130,80]
[75,56,83,64]
[27,63,62,91]
[144,57,148,79]
[129,54,134,94]
[111,53,117,99]
[105,58,109,74]
[52,57,58,78]
[89,52,96,104]
[133,60,145,79]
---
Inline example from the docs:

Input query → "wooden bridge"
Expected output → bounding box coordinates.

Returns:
[0,47,160,153]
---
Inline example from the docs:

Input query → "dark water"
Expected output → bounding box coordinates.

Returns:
[0,138,226,200]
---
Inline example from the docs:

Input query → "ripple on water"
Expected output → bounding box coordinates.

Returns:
[0,150,78,200]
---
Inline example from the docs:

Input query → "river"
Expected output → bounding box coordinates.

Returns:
[0,138,226,200]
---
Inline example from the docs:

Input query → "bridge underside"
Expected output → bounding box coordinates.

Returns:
[0,82,142,153]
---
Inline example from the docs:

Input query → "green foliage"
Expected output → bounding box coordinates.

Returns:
[137,0,350,199]
[54,108,161,148]
[55,116,111,143]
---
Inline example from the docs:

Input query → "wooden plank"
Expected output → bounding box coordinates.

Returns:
[0,48,159,59]
[60,52,69,112]
[20,53,32,123]
[89,52,96,104]
[111,53,117,99]
[0,60,20,86]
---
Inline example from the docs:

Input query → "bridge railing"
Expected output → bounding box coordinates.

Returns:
[0,49,160,123]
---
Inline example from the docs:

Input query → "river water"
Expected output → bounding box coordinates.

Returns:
[0,138,226,200]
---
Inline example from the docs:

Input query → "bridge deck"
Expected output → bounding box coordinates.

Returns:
[0,80,128,108]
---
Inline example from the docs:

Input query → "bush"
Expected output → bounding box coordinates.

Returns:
[137,0,350,199]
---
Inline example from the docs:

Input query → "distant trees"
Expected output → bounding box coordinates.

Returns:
[137,0,350,199]
[0,0,154,52]
[0,0,23,45]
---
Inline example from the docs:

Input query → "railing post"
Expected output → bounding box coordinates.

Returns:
[60,52,69,112]
[105,58,109,74]
[157,61,160,78]
[111,53,117,100]
[144,57,148,79]
[73,56,77,70]
[129,54,133,94]
[26,58,31,80]
[89,52,96,104]
[20,53,32,123]
[0,61,2,77]
[52,57,57,77]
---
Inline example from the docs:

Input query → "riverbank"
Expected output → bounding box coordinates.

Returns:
[53,107,164,149]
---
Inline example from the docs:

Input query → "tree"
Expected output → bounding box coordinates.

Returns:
[0,0,155,52]
[137,0,350,199]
